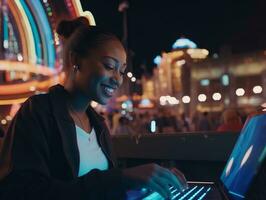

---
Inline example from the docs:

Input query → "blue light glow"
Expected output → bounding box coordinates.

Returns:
[179,186,198,200]
[222,74,229,86]
[220,113,266,198]
[20,0,42,64]
[3,14,8,42]
[229,191,245,199]
[172,38,197,49]
[153,55,162,65]
[200,79,210,86]
[28,0,56,68]
[121,100,133,111]
[151,120,156,133]
[140,99,152,107]
[187,186,205,200]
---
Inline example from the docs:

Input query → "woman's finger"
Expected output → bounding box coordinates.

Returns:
[171,168,188,189]
[154,176,173,199]
[146,179,170,199]
[158,168,184,192]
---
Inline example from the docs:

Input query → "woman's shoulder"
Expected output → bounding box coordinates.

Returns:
[19,93,52,116]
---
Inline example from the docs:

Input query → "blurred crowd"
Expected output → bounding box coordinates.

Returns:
[105,108,249,136]
[0,107,252,137]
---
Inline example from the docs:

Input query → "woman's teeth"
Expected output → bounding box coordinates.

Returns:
[103,86,114,96]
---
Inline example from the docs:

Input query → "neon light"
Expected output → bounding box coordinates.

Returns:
[240,145,253,168]
[173,38,197,49]
[229,191,245,199]
[200,79,210,86]
[0,79,54,95]
[151,120,156,133]
[0,61,59,96]
[172,192,181,199]
[0,61,56,75]
[14,0,36,64]
[71,0,96,25]
[222,74,229,86]
[27,0,56,68]
[188,186,205,200]
[8,1,29,61]
[197,187,211,200]
[142,192,161,200]
[20,0,42,64]
[153,55,162,65]
[0,98,28,106]
[179,186,198,200]
[259,146,266,163]
[226,157,234,177]
[3,14,9,48]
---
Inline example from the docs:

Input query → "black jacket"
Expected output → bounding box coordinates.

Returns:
[0,84,127,199]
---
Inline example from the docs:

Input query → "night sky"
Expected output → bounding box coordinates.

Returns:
[81,0,266,77]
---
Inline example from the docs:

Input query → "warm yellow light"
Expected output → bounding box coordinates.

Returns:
[29,86,36,92]
[176,59,186,66]
[212,92,222,101]
[0,97,28,105]
[72,0,96,25]
[90,101,98,108]
[187,48,209,59]
[0,61,56,76]
[17,53,23,62]
[201,49,209,55]
[127,72,133,78]
[236,88,245,96]
[198,94,207,102]
[167,51,184,59]
[182,96,191,104]
[253,85,263,94]
[0,76,60,95]
[6,116,12,121]
[1,119,7,125]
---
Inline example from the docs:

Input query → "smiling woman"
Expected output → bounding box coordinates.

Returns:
[0,17,187,200]
[59,17,127,105]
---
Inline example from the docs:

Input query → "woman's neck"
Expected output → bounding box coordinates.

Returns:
[63,81,91,113]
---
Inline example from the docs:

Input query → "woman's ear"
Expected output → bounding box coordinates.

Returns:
[69,51,81,69]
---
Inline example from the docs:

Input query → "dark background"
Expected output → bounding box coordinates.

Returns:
[81,0,266,77]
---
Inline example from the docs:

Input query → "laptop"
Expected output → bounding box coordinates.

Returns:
[126,112,266,200]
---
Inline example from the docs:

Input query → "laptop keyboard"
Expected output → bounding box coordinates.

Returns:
[143,185,212,200]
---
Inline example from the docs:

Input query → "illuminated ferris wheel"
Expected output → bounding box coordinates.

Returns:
[0,0,95,107]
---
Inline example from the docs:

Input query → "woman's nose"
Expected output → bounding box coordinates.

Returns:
[110,70,123,87]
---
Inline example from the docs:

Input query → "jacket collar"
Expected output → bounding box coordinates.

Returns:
[47,84,113,177]
[48,84,105,122]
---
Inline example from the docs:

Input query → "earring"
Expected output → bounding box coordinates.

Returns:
[73,65,79,72]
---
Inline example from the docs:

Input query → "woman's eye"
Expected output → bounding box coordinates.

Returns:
[104,64,115,70]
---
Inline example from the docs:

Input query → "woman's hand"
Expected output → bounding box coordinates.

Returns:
[122,163,188,199]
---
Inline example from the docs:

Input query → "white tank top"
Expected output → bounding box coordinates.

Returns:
[75,125,108,177]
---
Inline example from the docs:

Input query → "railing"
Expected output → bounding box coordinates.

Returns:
[112,131,240,181]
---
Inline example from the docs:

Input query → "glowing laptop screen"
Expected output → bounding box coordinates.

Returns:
[220,113,266,199]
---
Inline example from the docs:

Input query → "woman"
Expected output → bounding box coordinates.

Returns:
[0,17,187,200]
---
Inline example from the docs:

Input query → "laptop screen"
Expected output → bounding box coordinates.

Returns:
[220,112,266,199]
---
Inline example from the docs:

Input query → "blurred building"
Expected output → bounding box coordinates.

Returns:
[142,38,266,115]
[142,38,209,115]
[191,51,266,113]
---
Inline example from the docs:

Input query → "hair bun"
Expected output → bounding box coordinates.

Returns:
[56,17,90,39]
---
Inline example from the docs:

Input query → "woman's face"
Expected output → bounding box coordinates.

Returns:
[75,39,127,105]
